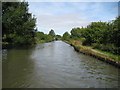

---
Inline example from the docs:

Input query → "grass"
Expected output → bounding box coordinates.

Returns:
[65,40,120,65]
[87,45,120,61]
[36,40,46,43]
[92,48,120,62]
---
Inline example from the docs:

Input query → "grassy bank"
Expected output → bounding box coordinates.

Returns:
[64,40,120,68]
[36,40,48,43]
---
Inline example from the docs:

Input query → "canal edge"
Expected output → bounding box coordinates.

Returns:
[64,41,120,69]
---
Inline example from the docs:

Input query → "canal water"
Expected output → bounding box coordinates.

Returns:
[2,41,120,88]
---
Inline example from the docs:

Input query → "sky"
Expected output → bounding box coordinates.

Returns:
[28,2,118,35]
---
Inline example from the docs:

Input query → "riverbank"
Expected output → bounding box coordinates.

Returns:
[64,40,120,68]
[3,41,119,88]
[36,40,58,44]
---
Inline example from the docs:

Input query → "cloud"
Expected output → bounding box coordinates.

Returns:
[36,13,91,34]
[28,2,118,35]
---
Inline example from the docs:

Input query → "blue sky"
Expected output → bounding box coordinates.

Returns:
[28,2,118,35]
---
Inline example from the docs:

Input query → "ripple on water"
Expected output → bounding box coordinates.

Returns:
[2,41,120,88]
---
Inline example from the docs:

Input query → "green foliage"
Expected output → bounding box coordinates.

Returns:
[49,29,55,38]
[82,22,108,45]
[36,30,60,43]
[36,31,53,43]
[44,34,53,42]
[70,27,84,40]
[92,43,119,54]
[110,17,120,47]
[71,28,80,38]
[62,32,70,41]
[66,16,120,55]
[2,2,36,48]
[79,37,86,43]
[55,35,62,40]
[36,32,45,40]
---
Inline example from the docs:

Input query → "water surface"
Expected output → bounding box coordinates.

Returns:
[2,41,120,88]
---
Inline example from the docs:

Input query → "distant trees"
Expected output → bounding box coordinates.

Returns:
[36,30,62,43]
[49,29,55,38]
[2,1,62,48]
[55,35,62,40]
[3,1,119,55]
[2,2,37,48]
[35,29,63,43]
[62,16,120,55]
[62,32,70,41]
[48,29,62,41]
[36,31,53,43]
[71,27,82,40]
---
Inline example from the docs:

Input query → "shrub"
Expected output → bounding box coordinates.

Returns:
[80,38,86,43]
[92,43,119,54]
[92,43,100,49]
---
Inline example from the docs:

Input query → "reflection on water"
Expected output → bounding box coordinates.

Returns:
[2,41,120,88]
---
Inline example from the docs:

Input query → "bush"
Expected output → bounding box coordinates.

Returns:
[82,39,92,46]
[92,43,119,54]
[13,36,25,45]
[101,44,116,53]
[92,43,100,49]
[80,38,86,43]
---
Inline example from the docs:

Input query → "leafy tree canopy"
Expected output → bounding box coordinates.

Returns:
[49,29,55,38]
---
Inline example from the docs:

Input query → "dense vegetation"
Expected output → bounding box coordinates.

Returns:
[49,29,55,39]
[35,31,53,43]
[2,1,119,56]
[62,32,70,41]
[2,2,61,49]
[62,16,120,55]
[55,35,62,40]
[35,30,62,43]
[2,2,37,48]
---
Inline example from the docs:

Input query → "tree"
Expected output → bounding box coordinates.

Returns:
[111,16,120,47]
[49,29,55,38]
[82,22,108,45]
[2,1,36,48]
[35,31,53,43]
[71,27,81,39]
[62,32,70,41]
[44,34,53,42]
[55,35,62,40]
[67,17,120,54]
[36,32,45,40]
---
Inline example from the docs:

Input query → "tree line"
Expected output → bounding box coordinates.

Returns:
[2,1,62,48]
[35,29,61,43]
[2,1,120,55]
[2,2,37,48]
[62,16,120,55]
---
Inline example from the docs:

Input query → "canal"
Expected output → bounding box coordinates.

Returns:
[2,41,120,88]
